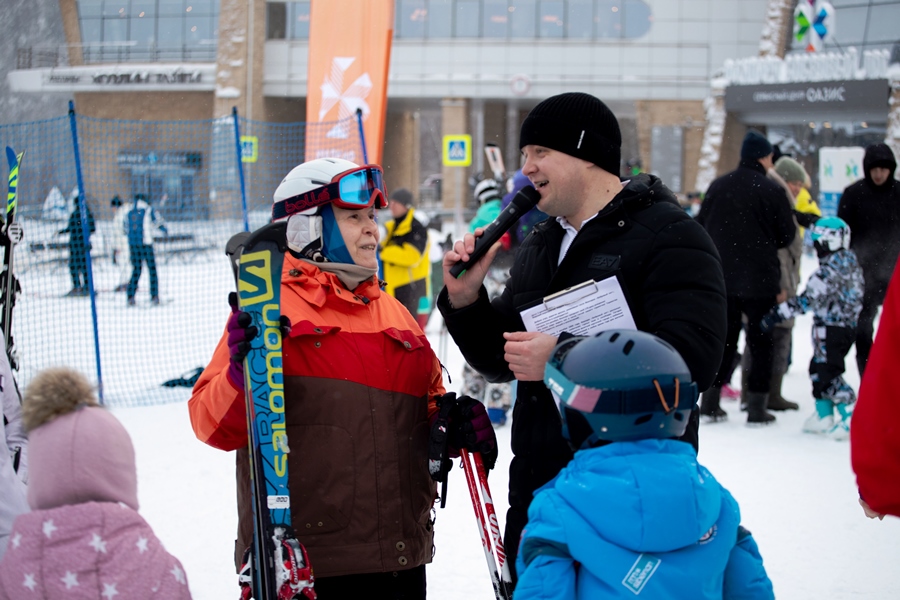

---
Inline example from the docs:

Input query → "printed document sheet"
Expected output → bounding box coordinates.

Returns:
[520,277,636,337]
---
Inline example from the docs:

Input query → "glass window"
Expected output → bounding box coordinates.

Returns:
[186,0,214,15]
[103,16,128,42]
[398,0,426,38]
[866,4,900,45]
[157,15,184,45]
[290,1,310,39]
[455,0,480,37]
[103,0,128,17]
[130,14,156,47]
[567,0,593,39]
[824,7,867,48]
[509,0,536,38]
[131,0,156,17]
[158,0,184,16]
[538,0,564,38]
[78,0,103,18]
[483,0,509,38]
[266,2,286,39]
[186,15,211,47]
[427,0,452,37]
[596,0,623,38]
[79,17,103,46]
[622,0,651,39]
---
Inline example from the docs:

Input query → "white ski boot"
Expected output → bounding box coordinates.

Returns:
[803,400,834,434]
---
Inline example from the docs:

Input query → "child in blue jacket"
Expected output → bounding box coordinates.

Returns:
[515,330,774,599]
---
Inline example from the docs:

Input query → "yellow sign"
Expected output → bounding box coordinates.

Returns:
[240,136,258,163]
[443,134,472,167]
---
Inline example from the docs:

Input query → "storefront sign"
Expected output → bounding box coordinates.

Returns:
[725,79,889,123]
[8,64,216,93]
[117,151,202,169]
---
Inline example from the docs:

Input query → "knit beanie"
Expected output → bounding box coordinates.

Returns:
[23,368,139,511]
[389,187,415,208]
[519,92,622,176]
[774,157,810,186]
[741,130,773,160]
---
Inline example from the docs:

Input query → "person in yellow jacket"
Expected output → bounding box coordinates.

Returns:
[380,188,431,317]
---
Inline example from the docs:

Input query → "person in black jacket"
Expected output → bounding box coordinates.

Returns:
[696,130,796,425]
[58,196,95,297]
[437,92,727,586]
[837,143,900,376]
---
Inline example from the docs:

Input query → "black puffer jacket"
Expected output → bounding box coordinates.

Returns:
[838,143,900,287]
[438,173,726,578]
[696,159,796,298]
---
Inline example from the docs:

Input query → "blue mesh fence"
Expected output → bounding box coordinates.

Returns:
[0,107,364,406]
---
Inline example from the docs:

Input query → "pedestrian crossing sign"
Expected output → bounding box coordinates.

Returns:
[443,135,472,167]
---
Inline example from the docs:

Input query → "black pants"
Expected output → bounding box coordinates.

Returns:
[314,565,426,600]
[68,244,89,289]
[127,244,159,299]
[713,295,777,393]
[855,279,888,376]
[811,325,856,399]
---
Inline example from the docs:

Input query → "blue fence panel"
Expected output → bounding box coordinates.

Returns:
[0,109,364,406]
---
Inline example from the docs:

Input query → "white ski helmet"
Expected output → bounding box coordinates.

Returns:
[272,157,361,259]
[810,216,851,255]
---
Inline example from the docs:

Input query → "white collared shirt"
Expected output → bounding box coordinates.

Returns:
[555,212,599,265]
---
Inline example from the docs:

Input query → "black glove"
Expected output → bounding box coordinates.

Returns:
[226,292,290,389]
[759,308,784,333]
[450,395,499,472]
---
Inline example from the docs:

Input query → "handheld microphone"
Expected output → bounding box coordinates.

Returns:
[449,185,541,278]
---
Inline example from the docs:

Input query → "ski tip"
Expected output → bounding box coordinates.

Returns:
[244,220,288,252]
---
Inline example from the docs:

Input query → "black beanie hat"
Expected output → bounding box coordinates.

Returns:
[389,187,414,207]
[519,92,622,176]
[741,130,773,160]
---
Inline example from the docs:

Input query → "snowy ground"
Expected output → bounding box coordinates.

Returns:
[101,252,899,599]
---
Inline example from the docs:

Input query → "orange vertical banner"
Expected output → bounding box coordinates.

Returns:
[306,0,394,165]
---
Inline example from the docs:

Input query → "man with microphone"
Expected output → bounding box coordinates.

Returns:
[436,92,727,586]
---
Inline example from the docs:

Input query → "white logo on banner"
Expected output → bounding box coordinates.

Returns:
[319,57,372,139]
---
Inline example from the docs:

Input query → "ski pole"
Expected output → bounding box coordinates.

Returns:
[462,449,511,600]
[472,451,514,593]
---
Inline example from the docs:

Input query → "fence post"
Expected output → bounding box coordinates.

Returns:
[355,108,368,164]
[67,100,105,404]
[232,106,250,232]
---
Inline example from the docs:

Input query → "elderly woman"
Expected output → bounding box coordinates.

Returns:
[189,158,494,599]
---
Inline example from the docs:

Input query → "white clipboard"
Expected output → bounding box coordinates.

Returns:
[520,277,636,337]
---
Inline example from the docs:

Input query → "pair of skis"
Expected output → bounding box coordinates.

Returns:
[227,222,316,600]
[2,147,24,370]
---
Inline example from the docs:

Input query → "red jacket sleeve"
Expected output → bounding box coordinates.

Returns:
[187,330,249,452]
[851,255,900,517]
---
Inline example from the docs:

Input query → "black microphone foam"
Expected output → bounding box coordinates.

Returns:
[449,185,541,278]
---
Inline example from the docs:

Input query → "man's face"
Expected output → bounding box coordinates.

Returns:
[870,166,891,186]
[521,144,590,219]
[388,199,408,219]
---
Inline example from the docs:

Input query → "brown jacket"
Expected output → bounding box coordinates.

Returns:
[189,257,444,578]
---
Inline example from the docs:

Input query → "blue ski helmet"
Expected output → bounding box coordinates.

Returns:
[543,330,697,449]
[810,216,850,257]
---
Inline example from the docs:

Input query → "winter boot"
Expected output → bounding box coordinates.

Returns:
[746,392,776,425]
[700,386,727,422]
[829,403,853,441]
[803,400,835,434]
[766,372,799,411]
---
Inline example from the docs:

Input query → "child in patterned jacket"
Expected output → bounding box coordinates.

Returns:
[0,368,191,599]
[761,216,864,439]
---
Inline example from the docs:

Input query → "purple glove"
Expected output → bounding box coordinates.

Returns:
[226,292,257,391]
[450,395,498,471]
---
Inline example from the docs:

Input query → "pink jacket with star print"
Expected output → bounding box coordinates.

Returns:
[0,501,190,599]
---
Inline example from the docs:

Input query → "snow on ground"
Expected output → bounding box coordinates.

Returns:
[101,252,899,598]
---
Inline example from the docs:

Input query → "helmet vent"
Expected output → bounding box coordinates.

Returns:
[609,332,620,342]
[634,414,652,425]
[622,340,635,355]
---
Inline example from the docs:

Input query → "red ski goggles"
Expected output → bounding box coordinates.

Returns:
[273,165,387,220]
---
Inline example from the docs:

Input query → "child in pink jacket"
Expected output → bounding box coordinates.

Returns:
[0,368,191,599]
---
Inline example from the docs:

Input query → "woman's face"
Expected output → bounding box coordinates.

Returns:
[333,205,380,269]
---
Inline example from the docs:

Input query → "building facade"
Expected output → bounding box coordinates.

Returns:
[10,0,794,206]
